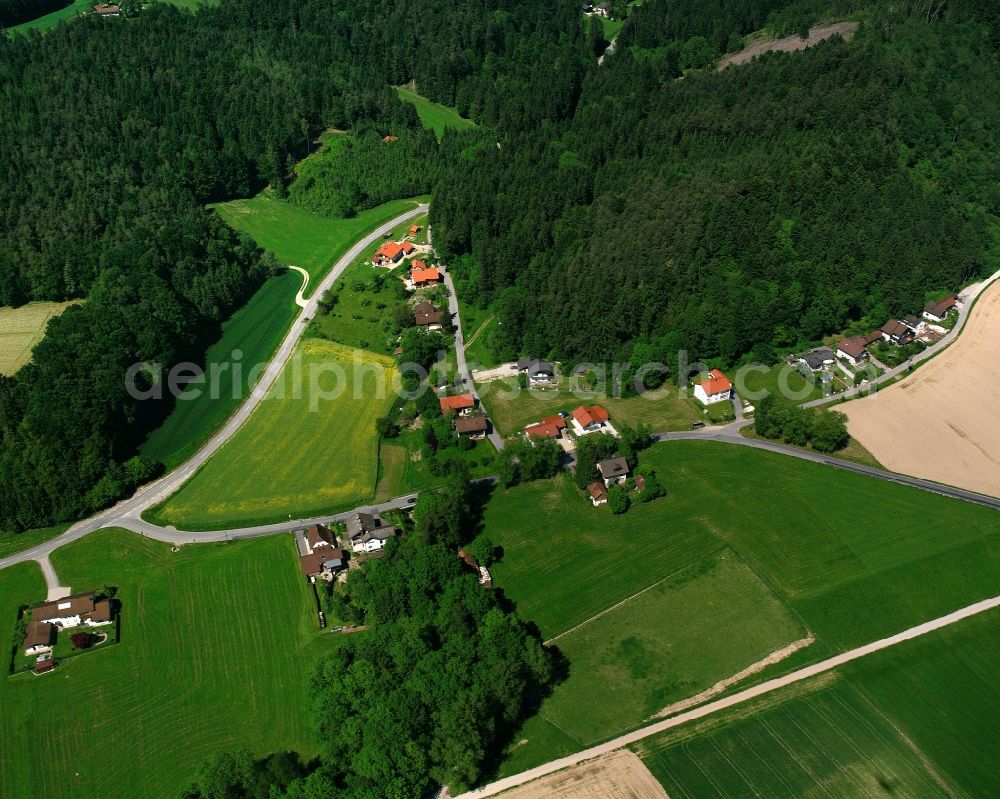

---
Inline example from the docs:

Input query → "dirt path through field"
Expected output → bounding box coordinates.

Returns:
[842,279,1000,498]
[720,21,859,69]
[488,751,670,799]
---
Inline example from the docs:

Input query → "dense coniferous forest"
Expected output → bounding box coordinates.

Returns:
[434,1,1000,370]
[0,0,585,531]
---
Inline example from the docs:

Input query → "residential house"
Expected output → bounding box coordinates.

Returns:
[923,296,957,322]
[516,357,555,384]
[879,320,914,346]
[797,348,835,371]
[409,224,422,237]
[581,3,594,12]
[595,1,611,17]
[571,405,610,434]
[596,456,630,486]
[835,336,869,366]
[23,620,55,657]
[92,3,120,15]
[346,512,398,553]
[524,414,567,439]
[693,369,733,405]
[901,314,922,333]
[413,301,444,330]
[33,656,55,675]
[455,414,488,439]
[588,482,609,506]
[31,592,112,629]
[411,266,442,287]
[299,548,347,579]
[440,393,476,414]
[306,523,336,552]
[372,242,405,266]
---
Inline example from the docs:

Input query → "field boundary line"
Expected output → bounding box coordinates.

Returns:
[543,549,726,645]
[464,314,494,350]
[454,592,1000,798]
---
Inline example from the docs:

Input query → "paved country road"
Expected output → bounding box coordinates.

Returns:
[451,591,1000,798]
[0,204,428,581]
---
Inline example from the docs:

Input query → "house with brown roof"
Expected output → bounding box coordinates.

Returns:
[835,336,869,366]
[92,3,120,15]
[32,592,112,629]
[409,224,422,237]
[24,620,55,656]
[413,301,444,330]
[596,456,630,486]
[306,524,336,552]
[300,548,347,579]
[693,369,732,405]
[524,414,567,440]
[440,393,476,414]
[571,405,610,435]
[588,482,609,506]
[879,320,914,346]
[455,414,488,439]
[923,296,957,323]
[346,512,398,553]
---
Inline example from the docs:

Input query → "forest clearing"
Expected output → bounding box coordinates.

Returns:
[0,300,78,375]
[719,21,860,68]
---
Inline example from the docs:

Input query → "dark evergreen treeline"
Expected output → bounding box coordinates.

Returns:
[0,0,585,531]
[0,0,67,28]
[434,2,1000,370]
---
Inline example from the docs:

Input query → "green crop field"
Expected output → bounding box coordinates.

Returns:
[395,87,477,139]
[485,441,1000,649]
[477,376,702,436]
[141,271,299,469]
[153,339,398,528]
[212,193,423,283]
[0,529,337,799]
[0,301,78,375]
[536,550,806,745]
[637,676,954,799]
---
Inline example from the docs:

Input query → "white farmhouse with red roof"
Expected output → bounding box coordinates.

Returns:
[693,369,733,405]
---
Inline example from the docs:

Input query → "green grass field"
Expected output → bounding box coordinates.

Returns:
[395,87,477,139]
[486,441,1000,649]
[153,339,397,528]
[477,377,703,436]
[212,194,423,283]
[634,607,1000,799]
[141,271,300,469]
[536,550,806,745]
[0,529,337,799]
[637,676,953,799]
[0,523,70,558]
[6,0,89,35]
[0,300,78,375]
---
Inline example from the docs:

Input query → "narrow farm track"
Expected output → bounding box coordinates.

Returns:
[0,204,427,582]
[451,594,1000,798]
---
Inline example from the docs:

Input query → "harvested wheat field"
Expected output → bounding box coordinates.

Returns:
[720,22,859,69]
[0,301,77,375]
[495,751,670,799]
[842,279,1000,498]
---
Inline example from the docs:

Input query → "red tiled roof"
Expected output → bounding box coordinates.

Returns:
[701,369,732,396]
[373,242,405,262]
[440,394,475,413]
[411,267,441,284]
[401,241,416,254]
[409,225,421,235]
[572,405,609,428]
[411,260,427,270]
[524,414,566,438]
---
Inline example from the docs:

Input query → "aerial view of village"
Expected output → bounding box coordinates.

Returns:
[1,1,999,798]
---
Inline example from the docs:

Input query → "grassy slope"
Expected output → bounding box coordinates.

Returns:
[0,529,336,799]
[0,523,70,558]
[537,550,805,744]
[486,441,1000,648]
[212,194,423,283]
[477,376,703,435]
[0,300,78,375]
[395,87,476,139]
[6,0,89,34]
[141,270,300,468]
[153,339,397,528]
